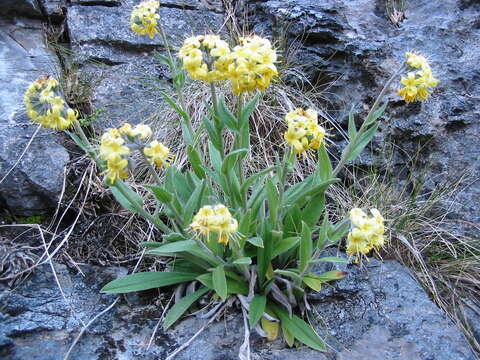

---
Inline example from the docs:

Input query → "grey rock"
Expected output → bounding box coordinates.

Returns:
[66,0,224,131]
[39,0,66,19]
[246,0,480,227]
[0,0,42,18]
[0,16,69,216]
[0,260,475,359]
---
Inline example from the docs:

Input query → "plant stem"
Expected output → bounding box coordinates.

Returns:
[332,63,406,177]
[276,148,293,230]
[114,179,171,234]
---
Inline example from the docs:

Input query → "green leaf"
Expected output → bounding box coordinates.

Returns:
[233,257,252,265]
[302,192,325,228]
[68,132,92,155]
[209,141,223,173]
[204,117,222,152]
[247,237,264,248]
[282,322,295,347]
[146,240,200,254]
[146,185,173,204]
[347,110,357,140]
[266,178,279,226]
[163,232,187,242]
[271,304,326,352]
[328,218,350,244]
[196,273,248,295]
[239,93,260,128]
[316,214,329,249]
[182,180,206,226]
[309,257,348,264]
[365,102,388,125]
[290,179,339,208]
[274,269,302,281]
[153,51,172,67]
[212,265,228,301]
[272,236,299,258]
[345,123,380,162]
[240,166,276,195]
[110,180,143,212]
[187,146,206,179]
[303,276,322,292]
[159,90,189,123]
[218,96,239,132]
[299,222,312,273]
[312,270,347,281]
[249,295,266,328]
[316,143,332,182]
[139,241,164,248]
[101,272,196,294]
[221,149,248,174]
[163,287,209,330]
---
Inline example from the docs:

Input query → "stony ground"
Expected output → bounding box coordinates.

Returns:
[0,0,479,359]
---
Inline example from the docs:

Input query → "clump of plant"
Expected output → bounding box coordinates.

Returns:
[24,1,438,356]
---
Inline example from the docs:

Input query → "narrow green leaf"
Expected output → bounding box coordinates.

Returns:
[266,178,279,225]
[249,295,266,328]
[274,269,302,281]
[218,96,239,132]
[272,236,299,258]
[163,287,209,330]
[328,218,350,244]
[233,257,252,265]
[101,272,196,294]
[139,241,163,248]
[302,192,325,228]
[312,270,348,281]
[247,237,264,248]
[299,222,312,273]
[204,117,222,152]
[282,323,295,347]
[163,232,187,242]
[347,110,357,140]
[187,145,206,179]
[239,93,260,127]
[182,180,206,226]
[153,51,172,67]
[309,257,348,264]
[303,276,322,292]
[365,102,388,125]
[159,90,189,122]
[240,166,276,195]
[110,180,143,212]
[196,273,248,295]
[316,143,332,182]
[345,123,380,162]
[271,304,326,352]
[212,265,228,300]
[221,149,248,174]
[146,185,173,204]
[316,214,329,249]
[146,240,200,254]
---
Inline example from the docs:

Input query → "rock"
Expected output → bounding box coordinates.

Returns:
[40,0,66,20]
[0,259,475,359]
[0,0,42,18]
[245,0,480,227]
[66,0,224,132]
[0,16,70,216]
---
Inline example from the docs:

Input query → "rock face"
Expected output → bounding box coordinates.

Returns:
[0,16,69,216]
[66,0,224,132]
[245,0,480,228]
[0,260,475,359]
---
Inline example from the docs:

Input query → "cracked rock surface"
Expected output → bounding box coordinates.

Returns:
[0,260,474,359]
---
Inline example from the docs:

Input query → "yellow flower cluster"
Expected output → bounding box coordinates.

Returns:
[99,123,166,184]
[283,108,326,156]
[179,34,278,94]
[24,77,78,130]
[179,35,232,82]
[189,204,238,245]
[144,140,173,168]
[397,52,439,103]
[346,208,385,261]
[130,0,160,39]
[228,35,278,94]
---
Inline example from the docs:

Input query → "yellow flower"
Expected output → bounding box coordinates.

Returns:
[346,208,386,262]
[105,154,129,184]
[189,204,238,245]
[24,76,78,130]
[398,52,439,103]
[283,108,326,156]
[179,35,232,82]
[119,123,153,139]
[143,140,173,168]
[99,131,130,160]
[130,0,160,39]
[228,35,278,94]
